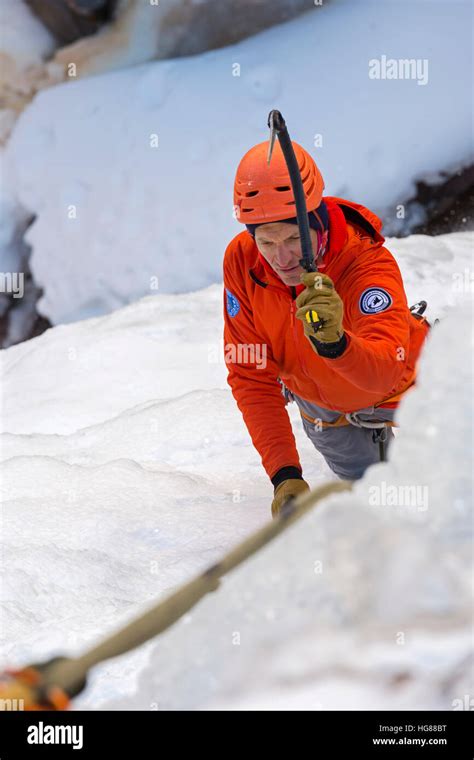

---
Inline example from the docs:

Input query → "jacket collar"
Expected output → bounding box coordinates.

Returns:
[248,197,350,295]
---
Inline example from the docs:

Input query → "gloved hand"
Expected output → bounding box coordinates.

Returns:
[271,478,310,519]
[295,272,344,345]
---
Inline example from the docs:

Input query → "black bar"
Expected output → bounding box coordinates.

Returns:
[0,710,472,757]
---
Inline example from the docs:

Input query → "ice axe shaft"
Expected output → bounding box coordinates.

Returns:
[267,109,323,331]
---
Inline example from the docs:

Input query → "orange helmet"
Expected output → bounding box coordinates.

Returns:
[234,140,324,225]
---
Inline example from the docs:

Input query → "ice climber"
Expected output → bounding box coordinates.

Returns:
[223,140,430,517]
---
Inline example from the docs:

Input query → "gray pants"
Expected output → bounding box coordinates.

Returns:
[282,384,396,480]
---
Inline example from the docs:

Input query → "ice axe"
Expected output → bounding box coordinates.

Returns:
[267,109,323,332]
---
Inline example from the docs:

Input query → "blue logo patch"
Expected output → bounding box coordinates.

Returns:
[226,289,240,317]
[359,287,392,314]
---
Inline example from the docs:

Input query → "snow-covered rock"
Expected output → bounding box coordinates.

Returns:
[0,0,55,76]
[0,0,56,143]
[3,0,472,324]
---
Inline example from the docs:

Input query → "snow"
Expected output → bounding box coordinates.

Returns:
[0,0,55,69]
[2,0,472,324]
[0,230,472,709]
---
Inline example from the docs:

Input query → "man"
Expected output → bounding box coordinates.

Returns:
[223,140,430,517]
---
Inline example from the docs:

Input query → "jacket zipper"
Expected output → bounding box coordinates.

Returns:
[289,286,311,378]
[251,271,314,382]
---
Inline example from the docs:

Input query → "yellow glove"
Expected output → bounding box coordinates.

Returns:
[295,272,344,345]
[271,478,310,519]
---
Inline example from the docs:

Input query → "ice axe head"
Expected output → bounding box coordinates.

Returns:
[267,110,286,164]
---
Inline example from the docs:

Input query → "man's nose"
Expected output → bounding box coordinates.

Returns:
[275,243,293,264]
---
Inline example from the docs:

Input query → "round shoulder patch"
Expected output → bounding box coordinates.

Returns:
[226,289,240,317]
[359,287,393,314]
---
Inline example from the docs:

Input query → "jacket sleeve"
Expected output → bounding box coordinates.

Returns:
[323,245,411,396]
[223,242,302,483]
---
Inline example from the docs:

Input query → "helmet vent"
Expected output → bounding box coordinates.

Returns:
[245,190,259,197]
[274,185,291,192]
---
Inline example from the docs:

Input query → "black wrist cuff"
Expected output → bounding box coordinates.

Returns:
[271,466,303,490]
[309,332,347,358]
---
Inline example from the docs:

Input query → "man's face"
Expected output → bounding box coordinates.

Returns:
[255,222,319,286]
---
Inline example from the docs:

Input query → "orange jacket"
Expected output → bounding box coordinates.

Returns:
[223,197,429,481]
